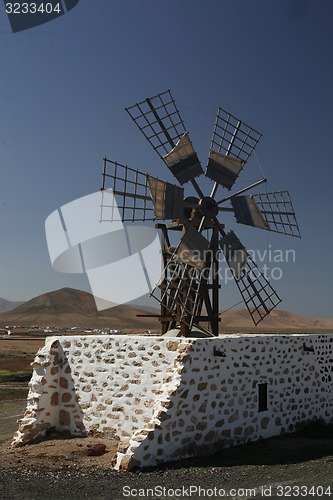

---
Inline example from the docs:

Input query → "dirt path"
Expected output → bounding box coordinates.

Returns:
[1,429,333,500]
[1,400,333,499]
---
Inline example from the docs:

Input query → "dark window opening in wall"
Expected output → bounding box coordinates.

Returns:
[258,383,268,412]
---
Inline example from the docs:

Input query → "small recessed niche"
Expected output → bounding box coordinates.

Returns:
[258,382,268,412]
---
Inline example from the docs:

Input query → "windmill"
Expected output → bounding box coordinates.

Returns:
[100,90,300,337]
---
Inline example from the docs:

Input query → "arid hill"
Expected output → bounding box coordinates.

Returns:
[0,288,159,330]
[0,287,332,332]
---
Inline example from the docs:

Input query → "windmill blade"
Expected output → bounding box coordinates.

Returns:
[100,159,154,222]
[231,191,300,238]
[162,132,203,185]
[150,256,204,330]
[126,90,203,185]
[206,151,245,190]
[176,225,210,270]
[220,231,281,325]
[230,195,269,230]
[151,227,210,328]
[147,177,184,220]
[206,108,262,190]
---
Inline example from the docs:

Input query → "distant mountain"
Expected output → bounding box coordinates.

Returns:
[129,304,160,314]
[0,297,25,313]
[0,287,331,332]
[0,288,159,329]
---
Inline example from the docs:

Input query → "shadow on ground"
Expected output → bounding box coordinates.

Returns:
[146,421,333,471]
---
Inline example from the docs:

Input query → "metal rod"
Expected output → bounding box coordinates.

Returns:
[245,272,270,315]
[226,120,241,156]
[112,190,150,201]
[146,98,175,149]
[102,157,107,190]
[191,178,205,198]
[260,210,295,216]
[198,215,206,233]
[210,181,219,199]
[217,178,267,205]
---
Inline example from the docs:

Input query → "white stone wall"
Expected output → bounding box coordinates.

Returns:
[12,333,333,470]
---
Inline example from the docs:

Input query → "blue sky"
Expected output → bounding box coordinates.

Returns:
[0,0,332,318]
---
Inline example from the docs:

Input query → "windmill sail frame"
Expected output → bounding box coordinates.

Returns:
[100,90,300,336]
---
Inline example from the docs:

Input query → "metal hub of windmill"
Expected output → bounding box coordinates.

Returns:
[100,90,300,337]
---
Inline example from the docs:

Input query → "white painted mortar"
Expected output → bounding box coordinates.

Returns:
[12,333,333,470]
